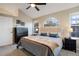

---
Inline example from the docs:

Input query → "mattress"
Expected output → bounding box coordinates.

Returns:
[18,36,62,56]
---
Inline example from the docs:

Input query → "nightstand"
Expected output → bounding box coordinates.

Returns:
[63,38,76,53]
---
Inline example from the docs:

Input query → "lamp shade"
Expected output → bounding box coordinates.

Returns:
[69,28,73,32]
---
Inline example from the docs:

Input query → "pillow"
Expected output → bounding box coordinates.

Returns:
[40,33,48,36]
[32,33,38,36]
[49,33,59,38]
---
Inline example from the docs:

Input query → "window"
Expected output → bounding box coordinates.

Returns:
[71,15,79,25]
[71,14,79,37]
[34,23,39,33]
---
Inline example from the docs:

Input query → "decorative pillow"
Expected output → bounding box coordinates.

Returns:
[40,33,48,36]
[32,33,38,36]
[49,33,59,38]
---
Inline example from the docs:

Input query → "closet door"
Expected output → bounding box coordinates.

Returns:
[0,16,13,46]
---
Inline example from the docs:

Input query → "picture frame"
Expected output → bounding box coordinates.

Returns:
[44,17,59,27]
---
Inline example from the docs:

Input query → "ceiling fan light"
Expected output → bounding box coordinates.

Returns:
[31,4,36,7]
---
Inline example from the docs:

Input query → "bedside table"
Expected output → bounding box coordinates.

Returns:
[63,38,76,53]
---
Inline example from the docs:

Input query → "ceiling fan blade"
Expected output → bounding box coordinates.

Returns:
[35,6,39,11]
[35,3,46,5]
[26,6,31,9]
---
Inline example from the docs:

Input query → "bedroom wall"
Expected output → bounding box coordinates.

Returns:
[13,9,33,35]
[0,7,33,36]
[0,5,18,17]
[35,6,79,38]
[0,9,32,46]
[0,6,18,46]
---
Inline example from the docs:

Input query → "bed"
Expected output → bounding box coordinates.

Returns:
[17,35,62,56]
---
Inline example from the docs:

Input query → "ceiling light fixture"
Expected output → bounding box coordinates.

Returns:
[31,4,36,7]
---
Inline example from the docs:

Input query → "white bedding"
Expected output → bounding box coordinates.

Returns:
[23,36,62,56]
[33,36,62,56]
[49,37,62,56]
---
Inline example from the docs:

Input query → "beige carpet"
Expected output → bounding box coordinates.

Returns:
[60,49,79,56]
[0,45,31,56]
[0,44,79,56]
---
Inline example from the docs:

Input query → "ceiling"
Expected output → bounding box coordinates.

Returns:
[0,3,79,18]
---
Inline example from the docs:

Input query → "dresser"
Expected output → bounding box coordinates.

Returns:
[13,27,28,44]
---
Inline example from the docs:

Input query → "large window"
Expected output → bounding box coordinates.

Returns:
[71,14,79,37]
[71,15,79,25]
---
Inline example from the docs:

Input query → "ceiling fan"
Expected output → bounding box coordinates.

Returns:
[26,3,46,11]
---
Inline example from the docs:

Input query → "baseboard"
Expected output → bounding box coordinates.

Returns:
[0,43,14,47]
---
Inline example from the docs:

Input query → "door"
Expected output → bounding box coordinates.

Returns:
[0,16,13,46]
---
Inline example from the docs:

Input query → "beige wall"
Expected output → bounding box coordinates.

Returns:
[13,10,33,35]
[1,5,79,37]
[13,9,32,27]
[35,6,79,38]
[0,6,18,17]
[0,8,33,46]
[0,8,33,35]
